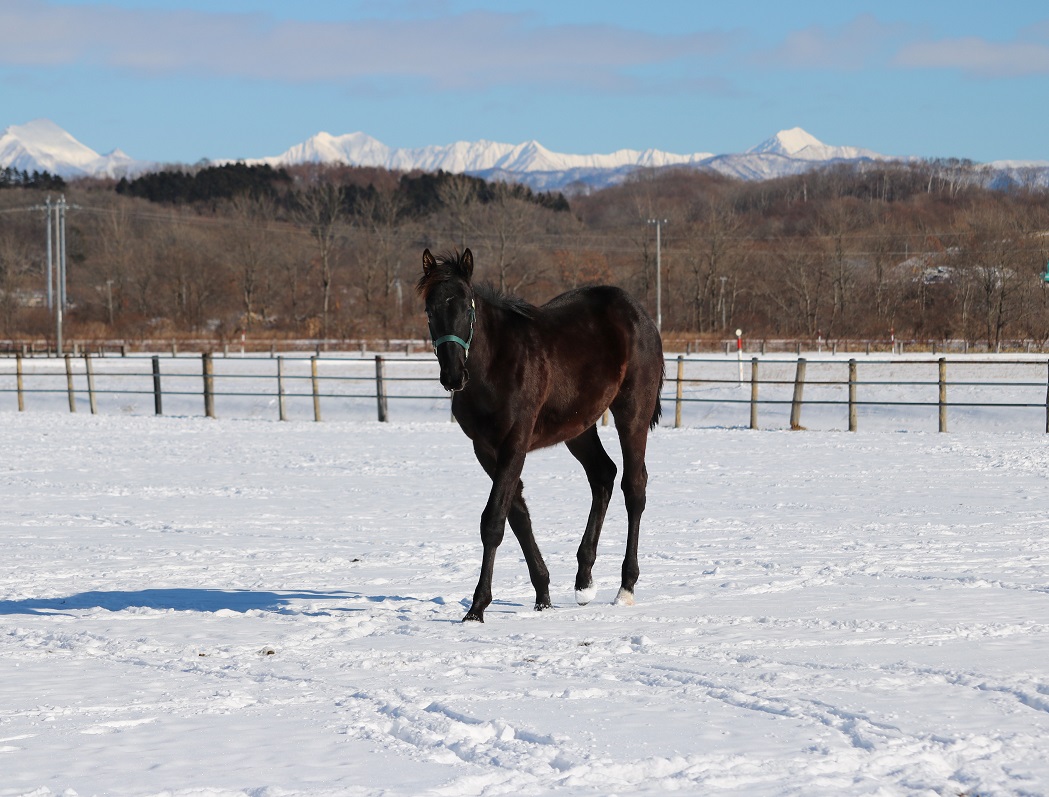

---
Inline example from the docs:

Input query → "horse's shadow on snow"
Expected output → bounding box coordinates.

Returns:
[0,588,450,616]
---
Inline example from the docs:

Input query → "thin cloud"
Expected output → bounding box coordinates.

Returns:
[758,14,910,70]
[0,1,731,92]
[894,35,1049,78]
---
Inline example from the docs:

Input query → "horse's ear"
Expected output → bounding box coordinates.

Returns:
[422,248,436,274]
[461,248,474,281]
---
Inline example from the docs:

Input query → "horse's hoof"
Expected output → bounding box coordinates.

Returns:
[575,586,597,606]
[534,601,553,612]
[463,612,484,623]
[613,588,635,606]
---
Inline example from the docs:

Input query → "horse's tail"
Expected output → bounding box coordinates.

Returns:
[650,400,662,430]
[650,361,665,430]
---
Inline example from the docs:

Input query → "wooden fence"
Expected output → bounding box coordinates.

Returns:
[669,355,1049,433]
[3,351,1049,432]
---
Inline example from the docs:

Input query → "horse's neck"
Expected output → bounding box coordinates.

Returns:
[470,297,503,374]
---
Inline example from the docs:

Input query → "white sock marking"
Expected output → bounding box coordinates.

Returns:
[613,588,635,606]
[575,586,597,606]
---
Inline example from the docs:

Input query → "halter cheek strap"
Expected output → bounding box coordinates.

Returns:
[432,300,476,359]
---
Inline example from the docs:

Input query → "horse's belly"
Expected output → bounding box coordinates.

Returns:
[530,406,601,450]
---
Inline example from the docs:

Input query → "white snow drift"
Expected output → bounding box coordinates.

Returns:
[1,368,1048,795]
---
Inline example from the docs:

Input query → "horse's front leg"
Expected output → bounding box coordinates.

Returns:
[471,440,551,614]
[464,450,527,623]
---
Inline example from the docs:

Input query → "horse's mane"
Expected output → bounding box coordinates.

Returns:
[416,251,466,298]
[475,282,536,320]
[417,251,536,320]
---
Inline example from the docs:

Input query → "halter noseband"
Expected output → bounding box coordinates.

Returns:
[431,299,476,359]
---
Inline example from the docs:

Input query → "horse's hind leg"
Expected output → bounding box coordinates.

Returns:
[566,425,617,605]
[610,406,653,607]
[472,441,551,615]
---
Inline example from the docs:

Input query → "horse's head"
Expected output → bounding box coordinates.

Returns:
[419,248,476,392]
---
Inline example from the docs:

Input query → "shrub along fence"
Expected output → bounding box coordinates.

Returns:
[3,351,1049,433]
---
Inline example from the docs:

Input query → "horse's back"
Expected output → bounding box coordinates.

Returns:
[539,284,664,423]
[541,285,658,345]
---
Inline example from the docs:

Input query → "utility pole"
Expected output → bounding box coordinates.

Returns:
[45,196,53,311]
[646,218,667,332]
[720,275,728,330]
[59,195,67,312]
[9,197,70,353]
[44,195,69,353]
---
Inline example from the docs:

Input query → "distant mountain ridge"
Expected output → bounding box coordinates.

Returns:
[3,119,1048,192]
[258,130,716,176]
[251,125,895,190]
[0,119,146,179]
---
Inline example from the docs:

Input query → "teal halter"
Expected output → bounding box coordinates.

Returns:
[431,300,476,359]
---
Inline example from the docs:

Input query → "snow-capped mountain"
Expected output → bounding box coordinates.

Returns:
[746,126,882,161]
[0,119,149,179]
[0,119,895,189]
[257,131,714,176]
[692,127,896,183]
[5,119,1048,192]
[252,126,888,191]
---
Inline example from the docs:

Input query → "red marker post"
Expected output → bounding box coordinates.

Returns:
[736,329,744,385]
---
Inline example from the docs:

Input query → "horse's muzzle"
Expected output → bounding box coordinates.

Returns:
[441,369,469,392]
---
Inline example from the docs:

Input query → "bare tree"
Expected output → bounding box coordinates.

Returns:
[683,196,746,332]
[437,174,477,250]
[475,184,544,294]
[353,187,410,338]
[0,221,38,334]
[295,182,346,338]
[761,248,830,337]
[226,194,280,331]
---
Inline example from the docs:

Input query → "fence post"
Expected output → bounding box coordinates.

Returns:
[84,353,97,415]
[938,357,947,433]
[750,357,759,430]
[674,355,684,428]
[16,353,25,411]
[848,359,858,432]
[277,356,287,421]
[152,356,163,415]
[1045,361,1049,434]
[202,352,215,419]
[64,354,76,413]
[375,355,388,422]
[311,356,322,422]
[789,358,806,430]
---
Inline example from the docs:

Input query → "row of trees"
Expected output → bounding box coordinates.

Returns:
[0,167,66,191]
[1,159,1049,348]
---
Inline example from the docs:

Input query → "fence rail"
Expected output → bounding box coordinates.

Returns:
[4,336,1049,358]
[3,351,1049,433]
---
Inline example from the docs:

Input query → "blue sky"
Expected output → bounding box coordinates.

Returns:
[2,0,1048,165]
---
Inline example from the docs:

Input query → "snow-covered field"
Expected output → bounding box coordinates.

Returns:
[2,355,1049,796]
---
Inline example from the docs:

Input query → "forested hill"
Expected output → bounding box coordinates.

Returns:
[1,166,65,190]
[116,162,569,216]
[1,158,1047,349]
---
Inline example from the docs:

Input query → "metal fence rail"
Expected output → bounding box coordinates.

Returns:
[669,355,1049,433]
[3,351,1049,433]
